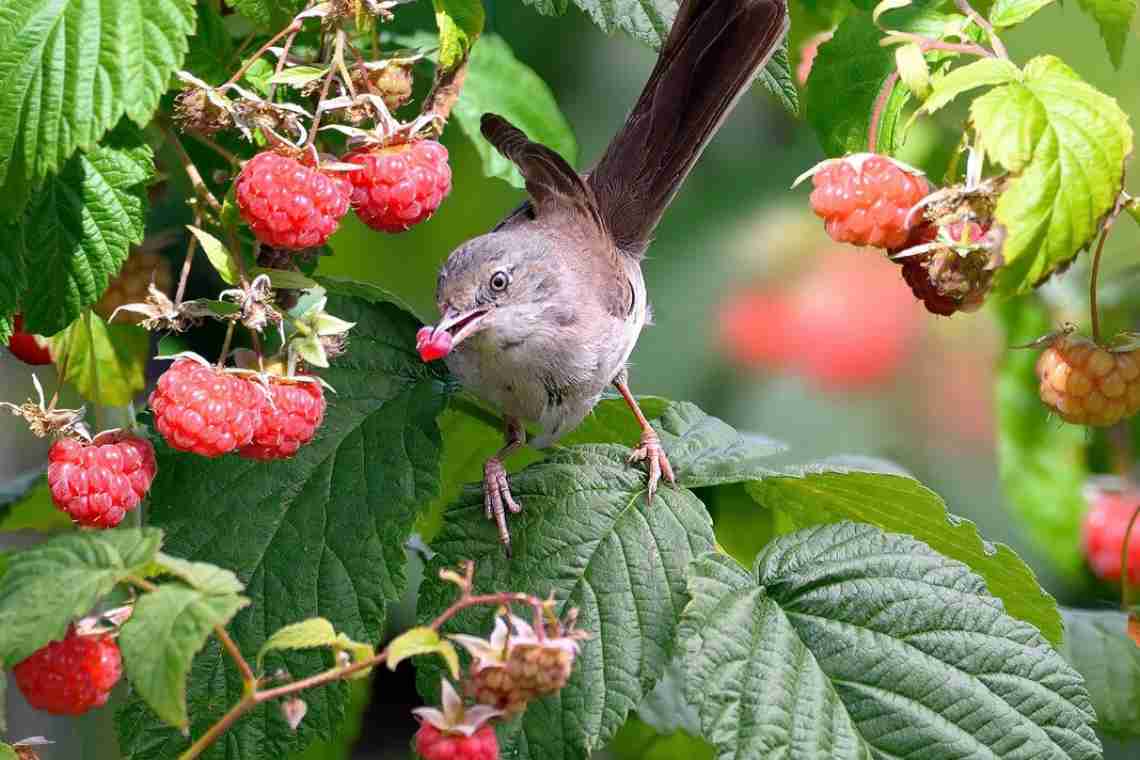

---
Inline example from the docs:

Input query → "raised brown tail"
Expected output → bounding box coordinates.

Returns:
[588,0,789,257]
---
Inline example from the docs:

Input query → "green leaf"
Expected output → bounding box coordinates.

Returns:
[433,0,485,71]
[387,627,459,678]
[748,465,1063,645]
[452,34,578,188]
[919,57,1020,114]
[806,13,903,156]
[116,290,445,760]
[50,312,149,406]
[1075,0,1136,68]
[20,123,154,335]
[996,297,1089,578]
[0,528,162,666]
[0,220,27,342]
[0,0,193,218]
[757,40,799,116]
[416,405,728,760]
[250,267,317,290]
[1059,607,1140,738]
[188,225,239,286]
[989,0,1056,27]
[521,0,667,48]
[971,56,1132,294]
[228,0,306,28]
[0,744,14,760]
[184,2,235,84]
[0,473,72,533]
[679,524,1101,760]
[257,618,338,671]
[152,553,245,596]
[120,585,249,729]
[268,65,329,88]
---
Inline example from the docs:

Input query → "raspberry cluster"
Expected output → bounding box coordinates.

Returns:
[149,359,265,457]
[344,141,452,233]
[238,378,325,460]
[13,628,122,715]
[235,152,351,250]
[48,432,157,528]
[1036,333,1140,427]
[807,154,929,249]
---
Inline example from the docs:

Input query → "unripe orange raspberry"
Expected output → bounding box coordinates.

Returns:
[1037,334,1140,426]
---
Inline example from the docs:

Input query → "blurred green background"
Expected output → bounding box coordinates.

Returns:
[3,1,1140,757]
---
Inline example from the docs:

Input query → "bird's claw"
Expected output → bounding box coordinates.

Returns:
[484,457,522,557]
[628,430,676,505]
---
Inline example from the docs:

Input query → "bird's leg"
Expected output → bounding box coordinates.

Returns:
[613,372,675,504]
[484,415,525,557]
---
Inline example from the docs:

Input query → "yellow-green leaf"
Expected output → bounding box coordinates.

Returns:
[433,0,485,71]
[51,312,149,406]
[187,225,239,285]
[919,57,1020,115]
[257,618,338,670]
[387,627,459,678]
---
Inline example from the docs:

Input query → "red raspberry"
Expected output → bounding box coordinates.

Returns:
[1081,481,1140,584]
[235,152,351,250]
[48,432,157,528]
[7,315,52,365]
[807,154,929,249]
[343,141,452,233]
[717,289,797,368]
[415,723,499,760]
[13,627,122,715]
[238,378,325,460]
[416,326,453,362]
[1036,333,1140,427]
[149,359,264,457]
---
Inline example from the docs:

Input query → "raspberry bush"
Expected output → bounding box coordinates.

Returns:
[0,0,1138,758]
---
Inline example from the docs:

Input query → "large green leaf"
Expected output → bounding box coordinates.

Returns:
[50,313,149,406]
[1075,0,1136,68]
[453,34,578,188]
[989,0,1057,27]
[0,528,162,666]
[0,0,193,218]
[1059,607,1140,738]
[996,297,1089,578]
[417,406,736,759]
[0,220,27,342]
[919,57,1021,115]
[680,525,1101,760]
[115,285,446,760]
[226,0,305,29]
[434,0,485,71]
[749,466,1063,645]
[20,123,154,335]
[971,56,1132,294]
[119,584,249,730]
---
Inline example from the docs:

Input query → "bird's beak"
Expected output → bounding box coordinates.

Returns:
[432,307,491,346]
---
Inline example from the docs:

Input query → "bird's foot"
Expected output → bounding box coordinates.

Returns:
[628,429,676,505]
[484,457,522,557]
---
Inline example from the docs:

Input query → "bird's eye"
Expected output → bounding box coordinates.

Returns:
[489,271,510,292]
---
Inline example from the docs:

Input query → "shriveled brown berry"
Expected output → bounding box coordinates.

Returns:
[173,88,232,135]
[1037,334,1140,426]
[896,221,994,316]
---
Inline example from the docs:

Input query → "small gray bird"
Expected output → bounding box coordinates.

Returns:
[421,0,789,554]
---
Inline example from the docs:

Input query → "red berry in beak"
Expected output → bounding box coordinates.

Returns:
[417,326,453,362]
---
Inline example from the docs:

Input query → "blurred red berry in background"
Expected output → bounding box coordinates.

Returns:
[1082,480,1140,585]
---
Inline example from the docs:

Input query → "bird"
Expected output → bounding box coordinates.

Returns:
[419,0,790,554]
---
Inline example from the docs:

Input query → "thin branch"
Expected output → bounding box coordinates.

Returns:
[165,127,222,214]
[305,30,345,151]
[224,20,304,87]
[186,131,242,168]
[214,625,257,689]
[867,71,900,153]
[1122,504,1140,610]
[953,0,1009,59]
[1089,224,1109,343]
[267,29,301,101]
[174,213,202,306]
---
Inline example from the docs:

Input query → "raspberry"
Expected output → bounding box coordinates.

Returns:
[416,326,453,362]
[897,221,994,316]
[467,642,575,715]
[48,432,157,528]
[235,152,351,250]
[1037,334,1140,427]
[805,154,929,249]
[149,359,264,457]
[343,141,452,233]
[7,315,52,365]
[13,627,122,715]
[717,290,797,367]
[1081,480,1140,584]
[94,248,173,324]
[238,378,325,460]
[414,723,499,760]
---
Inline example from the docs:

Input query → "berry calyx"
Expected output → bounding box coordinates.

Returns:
[343,141,452,233]
[149,358,265,457]
[235,152,351,250]
[7,315,52,365]
[238,377,326,460]
[1036,333,1140,427]
[48,431,157,528]
[896,221,995,316]
[417,326,453,362]
[1081,479,1140,585]
[413,679,502,760]
[802,154,929,249]
[13,627,122,715]
[95,248,174,325]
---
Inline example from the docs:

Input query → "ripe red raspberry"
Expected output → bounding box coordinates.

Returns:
[238,378,325,460]
[149,359,264,457]
[48,432,157,528]
[805,154,929,249]
[343,141,452,233]
[1037,333,1140,427]
[1081,481,1140,584]
[235,152,351,250]
[414,723,499,760]
[13,627,122,715]
[7,315,52,365]
[416,326,453,362]
[94,248,173,324]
